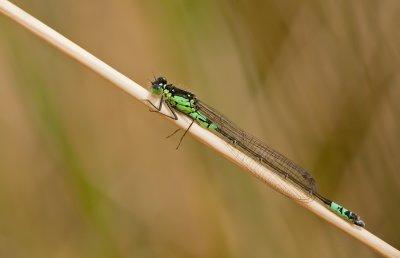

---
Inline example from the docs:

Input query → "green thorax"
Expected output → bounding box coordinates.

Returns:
[162,86,218,131]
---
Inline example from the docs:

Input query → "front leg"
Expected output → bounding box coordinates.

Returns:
[145,96,178,120]
[146,95,164,111]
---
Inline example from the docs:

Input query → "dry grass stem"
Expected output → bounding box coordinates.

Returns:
[1,1,399,257]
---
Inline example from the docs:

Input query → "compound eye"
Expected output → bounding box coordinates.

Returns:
[156,76,167,85]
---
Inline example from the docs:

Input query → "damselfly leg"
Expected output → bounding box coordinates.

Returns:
[175,120,194,150]
[145,96,178,120]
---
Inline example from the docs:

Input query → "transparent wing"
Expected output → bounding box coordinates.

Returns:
[196,100,317,193]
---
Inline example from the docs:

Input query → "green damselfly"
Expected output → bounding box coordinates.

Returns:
[146,76,365,227]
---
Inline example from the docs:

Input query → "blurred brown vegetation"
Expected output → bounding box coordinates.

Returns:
[0,1,399,257]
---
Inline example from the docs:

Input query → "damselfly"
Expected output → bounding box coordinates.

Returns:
[146,76,365,227]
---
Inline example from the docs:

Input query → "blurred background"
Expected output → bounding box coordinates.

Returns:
[0,1,399,257]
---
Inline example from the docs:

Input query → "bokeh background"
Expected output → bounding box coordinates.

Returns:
[1,1,399,257]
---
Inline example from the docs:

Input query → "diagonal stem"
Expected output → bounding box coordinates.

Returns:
[0,1,399,257]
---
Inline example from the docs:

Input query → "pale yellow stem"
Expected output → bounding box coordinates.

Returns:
[0,1,399,257]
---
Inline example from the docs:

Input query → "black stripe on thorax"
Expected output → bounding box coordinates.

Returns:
[165,84,196,99]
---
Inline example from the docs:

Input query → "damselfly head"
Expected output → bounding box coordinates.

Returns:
[151,76,167,95]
